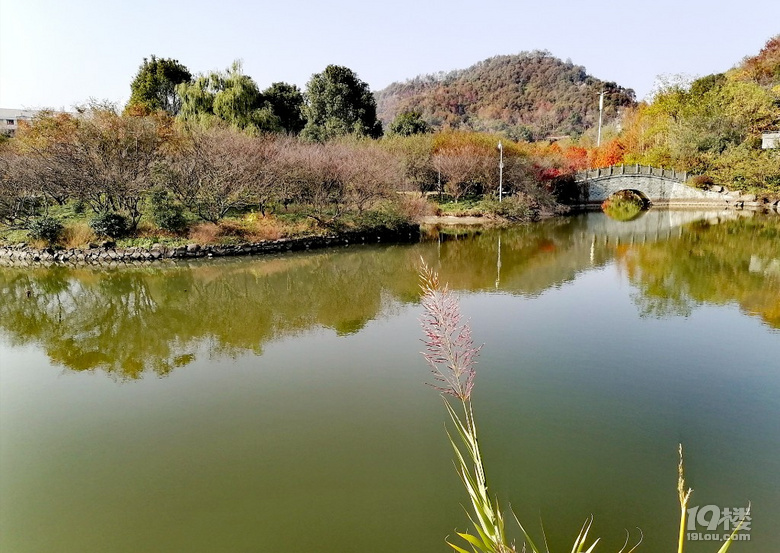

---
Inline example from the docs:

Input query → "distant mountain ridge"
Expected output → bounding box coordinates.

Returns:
[375,51,636,140]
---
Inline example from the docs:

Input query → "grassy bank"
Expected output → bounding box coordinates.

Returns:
[0,189,566,252]
[0,200,421,251]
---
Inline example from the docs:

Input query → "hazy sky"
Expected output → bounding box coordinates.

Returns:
[1,0,778,110]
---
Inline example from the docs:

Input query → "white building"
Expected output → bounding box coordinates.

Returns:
[762,131,780,149]
[0,108,38,137]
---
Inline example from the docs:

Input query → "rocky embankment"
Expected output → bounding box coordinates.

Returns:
[0,224,420,266]
[703,185,780,210]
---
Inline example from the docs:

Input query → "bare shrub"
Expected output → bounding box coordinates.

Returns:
[432,145,494,201]
[0,149,42,227]
[340,141,402,212]
[296,141,346,225]
[688,174,715,189]
[396,194,437,220]
[13,104,168,228]
[279,140,403,227]
[158,127,278,223]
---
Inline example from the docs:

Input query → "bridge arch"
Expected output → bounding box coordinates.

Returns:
[605,188,652,206]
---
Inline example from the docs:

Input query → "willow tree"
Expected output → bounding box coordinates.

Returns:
[176,61,282,134]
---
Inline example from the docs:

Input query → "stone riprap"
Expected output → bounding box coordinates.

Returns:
[0,224,420,267]
[574,165,768,207]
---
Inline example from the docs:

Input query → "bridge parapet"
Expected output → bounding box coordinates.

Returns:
[576,164,688,183]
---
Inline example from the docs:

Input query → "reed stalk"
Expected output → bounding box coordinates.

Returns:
[418,262,749,553]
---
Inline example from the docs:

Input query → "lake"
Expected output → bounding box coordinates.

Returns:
[1,210,778,553]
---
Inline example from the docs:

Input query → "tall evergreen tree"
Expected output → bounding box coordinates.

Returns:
[126,55,192,115]
[302,65,382,141]
[263,82,306,135]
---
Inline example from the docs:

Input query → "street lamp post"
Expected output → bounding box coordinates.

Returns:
[498,140,504,202]
[597,90,605,147]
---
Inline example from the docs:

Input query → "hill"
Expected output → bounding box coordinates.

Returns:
[737,35,780,86]
[375,51,636,140]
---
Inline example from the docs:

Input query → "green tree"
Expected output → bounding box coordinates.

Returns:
[302,65,382,141]
[126,55,192,115]
[263,82,306,135]
[177,61,282,134]
[388,111,430,136]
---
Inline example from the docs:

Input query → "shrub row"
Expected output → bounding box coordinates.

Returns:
[0,105,562,241]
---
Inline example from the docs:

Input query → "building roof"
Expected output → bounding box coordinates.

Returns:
[0,108,39,120]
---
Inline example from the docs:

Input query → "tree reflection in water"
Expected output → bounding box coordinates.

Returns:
[1,212,777,379]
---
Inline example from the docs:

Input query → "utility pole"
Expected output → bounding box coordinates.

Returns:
[597,90,605,147]
[498,140,504,202]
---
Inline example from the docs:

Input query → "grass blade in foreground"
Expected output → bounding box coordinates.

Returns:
[418,262,749,553]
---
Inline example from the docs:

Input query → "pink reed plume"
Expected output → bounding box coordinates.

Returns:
[419,261,481,401]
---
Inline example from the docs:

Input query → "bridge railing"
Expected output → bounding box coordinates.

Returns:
[576,164,688,182]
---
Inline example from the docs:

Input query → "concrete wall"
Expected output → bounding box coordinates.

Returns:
[762,132,780,149]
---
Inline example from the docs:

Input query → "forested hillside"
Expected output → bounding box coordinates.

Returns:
[376,51,636,140]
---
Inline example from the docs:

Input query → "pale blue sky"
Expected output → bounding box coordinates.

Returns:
[1,0,778,110]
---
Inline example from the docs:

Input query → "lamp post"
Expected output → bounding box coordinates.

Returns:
[498,140,504,202]
[597,90,605,147]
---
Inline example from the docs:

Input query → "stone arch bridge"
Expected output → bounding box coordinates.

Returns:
[574,164,728,206]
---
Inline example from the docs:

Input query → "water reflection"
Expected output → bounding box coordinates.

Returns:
[0,250,422,378]
[1,210,778,378]
[620,214,780,325]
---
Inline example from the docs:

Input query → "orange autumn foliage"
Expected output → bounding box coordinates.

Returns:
[590,138,626,168]
[562,145,589,171]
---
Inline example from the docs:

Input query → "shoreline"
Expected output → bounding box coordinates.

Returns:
[2,203,778,267]
[0,224,420,267]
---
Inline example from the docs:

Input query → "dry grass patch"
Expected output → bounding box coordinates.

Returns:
[59,222,98,249]
[188,215,316,244]
[188,223,222,244]
[253,215,314,240]
[27,238,49,249]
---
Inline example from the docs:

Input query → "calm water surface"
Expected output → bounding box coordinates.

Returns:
[1,211,779,553]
